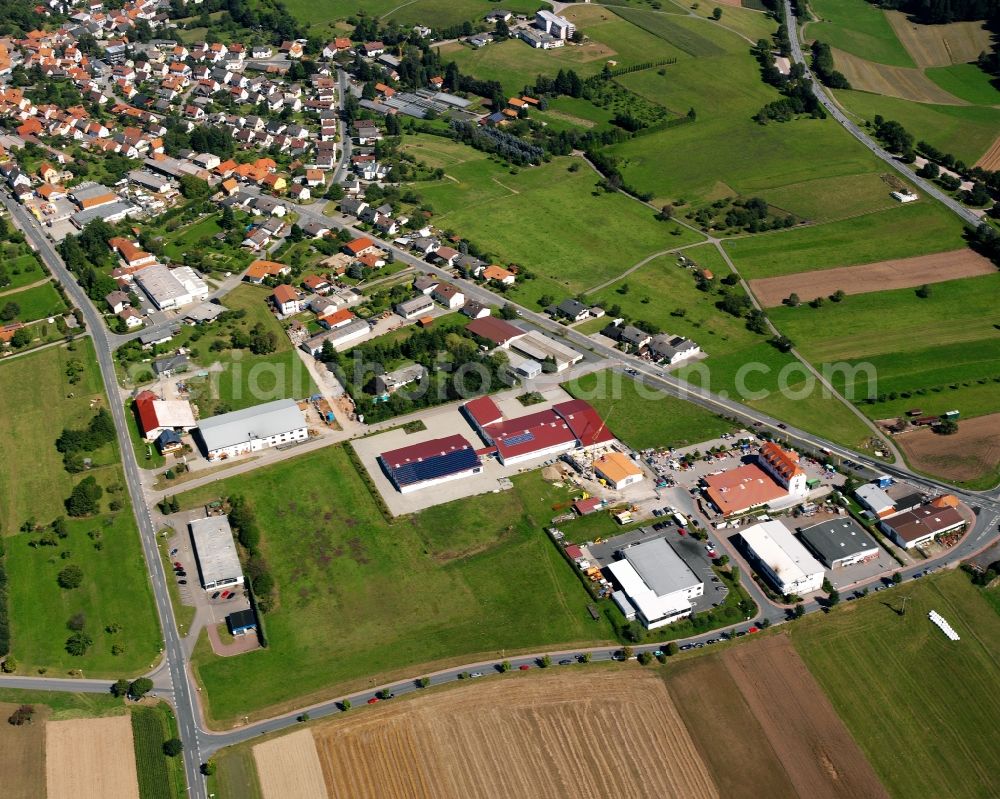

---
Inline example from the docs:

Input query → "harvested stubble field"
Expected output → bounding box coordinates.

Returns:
[975,135,1000,171]
[722,635,889,799]
[831,48,966,104]
[253,728,328,799]
[0,701,48,799]
[46,715,139,799]
[310,670,719,799]
[897,412,1000,483]
[886,11,994,67]
[749,248,996,306]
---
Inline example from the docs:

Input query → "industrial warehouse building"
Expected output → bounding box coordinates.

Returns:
[189,516,244,591]
[378,434,483,493]
[739,520,825,596]
[134,264,209,310]
[879,504,965,549]
[594,452,644,490]
[196,399,308,460]
[799,517,880,568]
[702,464,787,517]
[606,538,703,629]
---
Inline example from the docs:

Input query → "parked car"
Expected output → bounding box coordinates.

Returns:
[220,590,230,599]
[173,562,182,569]
[559,659,573,666]
[470,672,484,679]
[518,664,530,671]
[367,697,379,705]
[211,591,220,599]
[178,580,186,585]
[176,571,186,577]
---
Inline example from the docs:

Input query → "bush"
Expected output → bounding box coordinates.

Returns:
[163,738,183,757]
[57,565,83,589]
[65,631,93,656]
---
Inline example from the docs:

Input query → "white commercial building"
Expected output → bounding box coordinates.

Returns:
[196,398,308,460]
[739,520,825,596]
[134,264,208,310]
[535,9,576,39]
[606,538,703,629]
[189,516,244,591]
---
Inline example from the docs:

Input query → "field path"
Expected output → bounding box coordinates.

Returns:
[0,277,49,297]
[583,242,704,293]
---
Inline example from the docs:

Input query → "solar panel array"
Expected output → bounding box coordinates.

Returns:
[388,447,480,488]
[502,431,535,447]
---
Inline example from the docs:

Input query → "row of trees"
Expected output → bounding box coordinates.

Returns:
[228,496,275,613]
[0,538,8,659]
[810,40,851,89]
[56,408,117,473]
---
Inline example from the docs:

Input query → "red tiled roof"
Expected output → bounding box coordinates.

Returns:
[464,395,504,429]
[379,433,473,468]
[760,441,803,480]
[553,399,615,447]
[703,464,786,516]
[134,390,159,437]
[272,284,298,303]
[465,316,524,346]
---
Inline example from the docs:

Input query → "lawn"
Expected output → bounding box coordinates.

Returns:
[608,50,894,218]
[791,570,1000,799]
[804,0,915,67]
[0,251,46,292]
[1,281,67,322]
[767,273,1000,362]
[834,88,1000,165]
[608,6,729,57]
[182,283,316,416]
[925,63,1000,106]
[387,0,542,27]
[723,201,966,278]
[402,136,704,306]
[563,369,736,450]
[180,447,616,724]
[0,341,161,675]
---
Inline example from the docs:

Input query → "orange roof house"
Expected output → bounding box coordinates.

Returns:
[343,237,376,256]
[931,494,959,509]
[244,260,289,282]
[220,177,238,195]
[483,264,515,284]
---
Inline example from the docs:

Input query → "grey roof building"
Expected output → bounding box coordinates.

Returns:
[798,517,880,568]
[196,398,308,460]
[189,516,244,591]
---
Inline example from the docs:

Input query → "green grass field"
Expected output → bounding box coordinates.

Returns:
[767,273,1000,362]
[723,201,966,278]
[0,251,46,292]
[564,370,736,449]
[402,136,703,305]
[132,705,186,799]
[792,570,1000,799]
[805,0,915,67]
[609,6,729,57]
[0,341,161,674]
[925,63,1000,106]
[834,88,1000,165]
[179,447,616,724]
[1,281,66,322]
[387,0,542,27]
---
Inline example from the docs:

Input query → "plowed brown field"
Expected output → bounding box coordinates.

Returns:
[975,136,1000,171]
[749,248,996,307]
[0,702,47,799]
[887,11,994,67]
[831,48,966,103]
[723,635,890,799]
[254,728,328,799]
[898,412,1000,482]
[46,715,139,799]
[312,670,719,799]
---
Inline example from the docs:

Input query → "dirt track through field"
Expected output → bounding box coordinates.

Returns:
[975,136,1000,171]
[723,635,890,799]
[312,670,719,799]
[46,715,139,799]
[254,728,329,799]
[749,248,996,306]
[898,412,1000,482]
[831,48,966,103]
[887,11,994,67]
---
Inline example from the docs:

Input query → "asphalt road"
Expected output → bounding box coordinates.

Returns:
[783,0,981,228]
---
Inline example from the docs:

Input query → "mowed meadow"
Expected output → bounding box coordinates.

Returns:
[179,447,617,724]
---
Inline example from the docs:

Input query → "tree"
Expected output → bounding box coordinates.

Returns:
[340,699,352,711]
[636,651,653,665]
[163,738,183,757]
[937,418,959,435]
[66,476,103,516]
[0,301,19,321]
[417,676,431,687]
[621,645,634,659]
[828,588,840,606]
[111,678,130,698]
[499,303,517,320]
[201,761,217,776]
[830,289,845,302]
[746,309,768,334]
[540,654,552,668]
[57,564,83,589]
[785,292,800,307]
[891,571,902,585]
[580,652,591,663]
[179,174,210,199]
[915,283,931,298]
[769,334,794,352]
[712,6,723,18]
[10,328,31,349]
[792,603,806,619]
[67,612,86,631]
[128,677,153,700]
[65,631,93,656]
[666,641,679,656]
[498,660,511,673]
[7,705,34,726]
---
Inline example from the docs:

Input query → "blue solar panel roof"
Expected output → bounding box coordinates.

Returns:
[384,447,480,488]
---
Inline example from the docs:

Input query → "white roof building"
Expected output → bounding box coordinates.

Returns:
[606,538,703,629]
[189,516,244,591]
[855,483,896,518]
[739,520,825,597]
[196,398,308,460]
[134,264,207,310]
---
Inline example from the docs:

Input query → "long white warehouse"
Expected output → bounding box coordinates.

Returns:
[606,537,703,629]
[196,398,308,460]
[738,520,825,597]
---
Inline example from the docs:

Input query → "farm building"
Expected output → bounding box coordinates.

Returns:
[799,517,880,568]
[395,294,435,320]
[189,516,244,591]
[606,538,703,629]
[594,452,644,490]
[879,505,965,549]
[463,395,505,433]
[300,318,370,355]
[378,434,483,493]
[509,330,583,372]
[226,609,257,635]
[133,390,197,441]
[465,316,527,349]
[195,399,308,460]
[702,464,787,517]
[855,484,896,518]
[738,520,825,596]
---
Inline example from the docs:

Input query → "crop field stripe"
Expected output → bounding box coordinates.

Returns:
[609,6,727,56]
[831,48,967,104]
[131,708,173,799]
